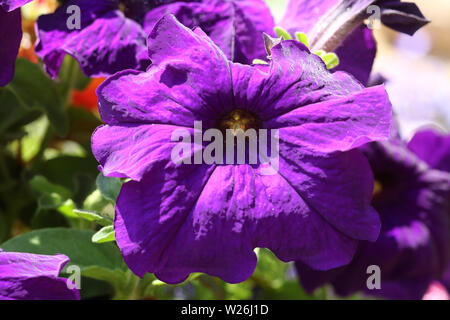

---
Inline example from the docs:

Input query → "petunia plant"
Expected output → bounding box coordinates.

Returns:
[0,0,448,301]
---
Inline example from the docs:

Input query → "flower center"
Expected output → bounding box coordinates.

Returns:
[373,180,383,197]
[217,109,261,135]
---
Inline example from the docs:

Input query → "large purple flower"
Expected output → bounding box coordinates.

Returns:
[281,0,429,84]
[91,15,392,284]
[35,0,274,78]
[0,250,80,300]
[295,133,450,300]
[0,0,31,86]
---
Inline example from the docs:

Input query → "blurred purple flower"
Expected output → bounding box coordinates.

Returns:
[409,129,450,294]
[281,0,429,84]
[35,0,274,78]
[143,0,275,65]
[91,15,392,284]
[0,250,80,300]
[0,0,32,86]
[295,132,450,300]
[443,269,450,293]
[408,130,450,173]
[0,0,31,11]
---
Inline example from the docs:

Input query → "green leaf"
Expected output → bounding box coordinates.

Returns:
[57,199,78,218]
[83,189,110,212]
[74,209,113,226]
[20,116,49,162]
[32,156,100,206]
[7,59,68,136]
[322,52,340,70]
[96,173,122,203]
[57,56,90,99]
[38,193,67,209]
[0,228,125,272]
[274,26,293,40]
[252,59,269,65]
[295,31,310,48]
[314,49,327,58]
[29,175,72,210]
[67,107,102,148]
[0,87,41,137]
[81,266,126,288]
[0,214,9,243]
[1,228,128,294]
[30,208,70,229]
[92,225,115,243]
[151,273,202,287]
[29,174,71,196]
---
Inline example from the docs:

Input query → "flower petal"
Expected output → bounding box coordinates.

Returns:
[143,0,274,64]
[0,0,32,12]
[146,14,234,117]
[333,25,377,85]
[0,8,21,86]
[35,1,149,78]
[276,148,382,241]
[96,15,236,126]
[0,252,80,300]
[408,130,450,172]
[296,140,450,299]
[115,164,359,283]
[264,85,392,153]
[92,124,197,181]
[231,40,365,121]
[380,1,430,36]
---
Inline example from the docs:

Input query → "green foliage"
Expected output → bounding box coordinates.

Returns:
[0,228,132,298]
[73,209,113,226]
[7,59,68,136]
[274,26,293,40]
[1,228,123,271]
[0,87,41,141]
[92,225,115,243]
[96,173,123,203]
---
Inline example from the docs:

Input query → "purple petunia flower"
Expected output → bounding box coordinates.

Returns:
[91,14,392,284]
[295,132,450,300]
[281,0,429,84]
[408,129,450,294]
[0,0,31,11]
[35,0,274,78]
[0,250,80,300]
[408,130,450,173]
[0,0,31,86]
[443,268,450,293]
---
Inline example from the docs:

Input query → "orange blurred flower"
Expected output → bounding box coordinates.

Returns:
[18,0,57,63]
[71,78,106,112]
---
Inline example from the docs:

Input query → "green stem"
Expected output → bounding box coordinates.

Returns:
[113,270,152,300]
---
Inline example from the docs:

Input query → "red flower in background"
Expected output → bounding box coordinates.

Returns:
[71,77,105,112]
